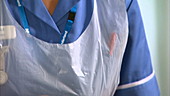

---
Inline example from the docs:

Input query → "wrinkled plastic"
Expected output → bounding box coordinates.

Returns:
[0,0,128,95]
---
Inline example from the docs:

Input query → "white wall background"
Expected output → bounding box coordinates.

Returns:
[138,0,170,96]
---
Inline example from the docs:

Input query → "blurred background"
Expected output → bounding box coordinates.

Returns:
[138,0,170,96]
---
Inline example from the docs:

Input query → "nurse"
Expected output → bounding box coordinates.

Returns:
[2,0,160,95]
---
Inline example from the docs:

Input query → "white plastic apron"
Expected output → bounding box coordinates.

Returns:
[0,0,128,96]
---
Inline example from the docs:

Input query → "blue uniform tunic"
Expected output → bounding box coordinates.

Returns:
[6,0,93,43]
[5,0,160,95]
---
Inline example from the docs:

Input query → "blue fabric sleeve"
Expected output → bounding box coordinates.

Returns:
[114,0,160,95]
[114,76,160,96]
